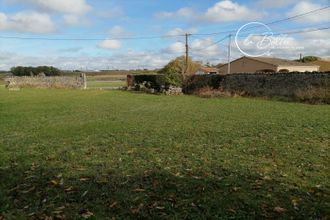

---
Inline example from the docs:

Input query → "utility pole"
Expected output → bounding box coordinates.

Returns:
[227,34,232,75]
[185,33,191,74]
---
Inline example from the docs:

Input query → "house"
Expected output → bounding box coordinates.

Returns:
[195,66,219,75]
[308,60,330,72]
[217,56,320,74]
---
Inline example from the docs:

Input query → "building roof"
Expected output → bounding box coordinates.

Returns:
[199,66,219,73]
[217,56,320,68]
[245,56,319,67]
[308,60,330,72]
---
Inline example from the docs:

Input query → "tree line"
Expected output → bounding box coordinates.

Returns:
[10,66,61,76]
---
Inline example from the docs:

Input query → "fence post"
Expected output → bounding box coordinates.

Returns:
[81,73,87,89]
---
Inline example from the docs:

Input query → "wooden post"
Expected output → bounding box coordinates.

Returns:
[81,73,87,89]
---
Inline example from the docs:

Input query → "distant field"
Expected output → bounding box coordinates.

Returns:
[0,88,329,219]
[87,74,127,82]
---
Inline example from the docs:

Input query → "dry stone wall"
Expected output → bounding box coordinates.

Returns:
[5,74,86,90]
[220,72,329,97]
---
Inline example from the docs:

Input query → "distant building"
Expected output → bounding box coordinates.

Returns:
[195,66,219,75]
[217,56,320,74]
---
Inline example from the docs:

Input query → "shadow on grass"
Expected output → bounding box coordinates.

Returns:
[0,164,328,219]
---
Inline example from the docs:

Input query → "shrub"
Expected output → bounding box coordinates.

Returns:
[193,87,246,98]
[295,87,330,104]
[159,56,201,87]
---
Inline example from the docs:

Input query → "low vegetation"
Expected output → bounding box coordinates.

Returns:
[0,87,329,219]
[11,66,61,76]
[87,81,126,89]
[295,87,330,104]
[159,56,201,87]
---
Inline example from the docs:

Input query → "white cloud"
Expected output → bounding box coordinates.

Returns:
[16,0,91,15]
[233,33,330,60]
[163,38,222,62]
[155,7,195,19]
[287,1,330,23]
[163,42,185,54]
[0,11,55,33]
[1,31,329,71]
[301,29,330,39]
[256,0,299,9]
[98,39,122,50]
[156,1,263,23]
[9,0,92,26]
[108,25,132,37]
[204,0,262,22]
[191,38,222,57]
[63,14,80,25]
[0,49,172,70]
[166,28,198,36]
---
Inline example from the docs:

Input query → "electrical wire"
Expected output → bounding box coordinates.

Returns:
[0,6,328,41]
[193,5,330,36]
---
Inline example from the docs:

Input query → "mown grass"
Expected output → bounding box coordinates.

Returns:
[87,81,126,89]
[0,87,329,219]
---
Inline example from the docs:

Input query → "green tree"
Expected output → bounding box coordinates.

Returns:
[296,56,321,63]
[10,66,61,76]
[159,56,201,87]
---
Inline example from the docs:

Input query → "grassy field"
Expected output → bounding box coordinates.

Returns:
[0,87,329,219]
[87,81,126,89]
[86,73,127,89]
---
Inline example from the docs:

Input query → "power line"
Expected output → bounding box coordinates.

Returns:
[190,35,229,53]
[272,26,330,36]
[0,6,328,41]
[193,5,330,36]
[236,26,330,38]
[264,6,330,26]
[0,34,187,41]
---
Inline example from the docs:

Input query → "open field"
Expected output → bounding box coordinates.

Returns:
[87,81,127,89]
[0,87,329,219]
[86,74,127,82]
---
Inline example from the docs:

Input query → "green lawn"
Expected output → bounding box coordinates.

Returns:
[0,87,329,219]
[87,81,126,89]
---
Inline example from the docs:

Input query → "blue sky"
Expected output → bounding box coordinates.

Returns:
[0,0,329,70]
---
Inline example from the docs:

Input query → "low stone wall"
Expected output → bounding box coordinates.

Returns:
[165,86,183,95]
[185,72,329,98]
[220,72,329,97]
[5,74,86,90]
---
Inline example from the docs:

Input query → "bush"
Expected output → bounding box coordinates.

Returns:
[295,87,330,104]
[158,56,201,87]
[11,66,61,76]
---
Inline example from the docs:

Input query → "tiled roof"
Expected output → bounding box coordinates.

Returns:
[199,66,218,73]
[246,56,319,67]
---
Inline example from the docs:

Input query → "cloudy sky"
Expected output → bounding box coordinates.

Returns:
[0,0,329,70]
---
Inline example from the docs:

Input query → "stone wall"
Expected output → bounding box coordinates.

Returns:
[219,72,329,97]
[5,73,86,90]
[185,72,329,98]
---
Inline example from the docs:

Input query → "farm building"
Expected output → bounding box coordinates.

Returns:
[217,56,320,74]
[195,66,219,75]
